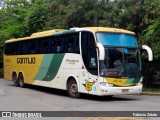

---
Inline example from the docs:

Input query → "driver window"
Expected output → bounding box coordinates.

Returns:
[81,31,98,75]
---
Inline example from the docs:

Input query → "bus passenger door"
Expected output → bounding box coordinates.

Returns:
[80,32,99,95]
[87,47,99,95]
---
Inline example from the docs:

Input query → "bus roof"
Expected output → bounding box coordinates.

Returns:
[5,29,65,43]
[84,27,135,35]
[5,27,135,43]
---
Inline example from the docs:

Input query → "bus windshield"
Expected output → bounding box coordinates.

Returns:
[96,32,141,78]
[99,47,141,78]
[96,32,138,47]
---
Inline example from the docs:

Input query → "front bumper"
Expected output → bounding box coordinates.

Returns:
[98,84,142,96]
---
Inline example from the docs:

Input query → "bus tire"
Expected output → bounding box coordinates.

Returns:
[18,73,25,88]
[12,72,19,87]
[67,79,80,98]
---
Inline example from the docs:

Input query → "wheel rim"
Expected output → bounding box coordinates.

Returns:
[70,83,78,94]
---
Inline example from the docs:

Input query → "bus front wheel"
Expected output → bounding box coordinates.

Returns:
[18,73,25,88]
[67,79,80,98]
[12,73,19,87]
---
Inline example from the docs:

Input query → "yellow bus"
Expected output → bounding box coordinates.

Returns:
[4,27,153,98]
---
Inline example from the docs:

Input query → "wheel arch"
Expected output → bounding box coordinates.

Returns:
[12,71,17,76]
[66,75,80,91]
[12,71,18,79]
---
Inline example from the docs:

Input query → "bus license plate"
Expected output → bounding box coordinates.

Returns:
[122,89,129,93]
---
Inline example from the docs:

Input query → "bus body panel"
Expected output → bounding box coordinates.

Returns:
[4,54,43,83]
[49,53,82,90]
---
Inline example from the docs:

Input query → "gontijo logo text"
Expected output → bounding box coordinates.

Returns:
[17,57,36,64]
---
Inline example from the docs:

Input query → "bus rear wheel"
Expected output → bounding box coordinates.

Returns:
[18,73,25,88]
[67,79,80,98]
[12,73,19,87]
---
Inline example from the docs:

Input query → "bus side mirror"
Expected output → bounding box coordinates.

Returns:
[141,45,153,61]
[96,43,105,60]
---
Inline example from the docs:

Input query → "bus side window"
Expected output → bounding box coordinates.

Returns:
[12,43,18,55]
[89,49,97,68]
[64,33,79,53]
[55,36,62,52]
[50,36,61,53]
[67,37,74,52]
[29,40,37,54]
[81,32,98,75]
[17,42,22,54]
[43,40,49,53]
[75,33,80,53]
[73,33,80,53]
[51,38,56,53]
[12,43,16,54]
[23,41,30,54]
[5,43,12,55]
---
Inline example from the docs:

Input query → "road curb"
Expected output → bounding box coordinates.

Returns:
[140,92,160,96]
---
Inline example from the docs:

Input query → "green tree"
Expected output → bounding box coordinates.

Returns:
[140,0,160,60]
[0,0,30,40]
[105,0,160,60]
[46,0,107,29]
[0,0,30,64]
[109,0,146,34]
[26,0,51,34]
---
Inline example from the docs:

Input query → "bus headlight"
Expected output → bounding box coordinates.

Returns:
[136,82,143,86]
[100,82,108,86]
[136,79,143,86]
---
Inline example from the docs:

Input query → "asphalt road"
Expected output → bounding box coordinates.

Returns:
[0,78,160,119]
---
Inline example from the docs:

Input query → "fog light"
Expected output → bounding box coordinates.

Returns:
[100,82,108,86]
[100,89,108,93]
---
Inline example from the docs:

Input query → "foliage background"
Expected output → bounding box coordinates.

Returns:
[0,0,160,87]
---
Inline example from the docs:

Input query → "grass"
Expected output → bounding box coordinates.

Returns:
[142,88,160,93]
